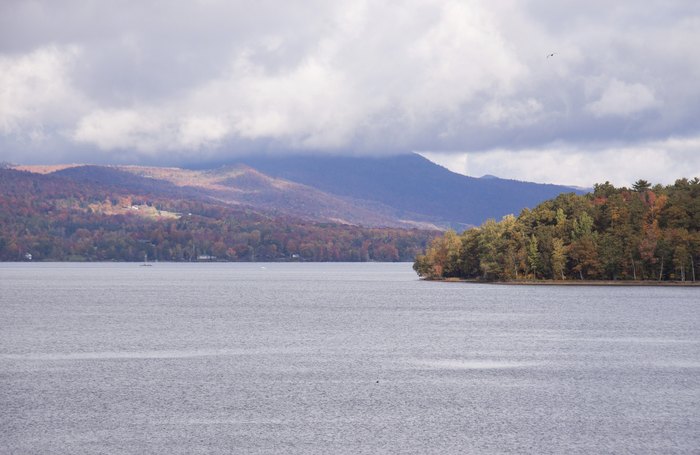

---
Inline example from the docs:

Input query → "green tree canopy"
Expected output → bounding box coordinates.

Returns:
[415,178,700,282]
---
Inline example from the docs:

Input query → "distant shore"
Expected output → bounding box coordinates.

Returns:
[435,278,700,287]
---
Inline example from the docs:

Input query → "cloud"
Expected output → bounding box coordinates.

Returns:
[422,135,700,187]
[586,79,658,117]
[478,99,543,126]
[0,45,86,137]
[71,53,359,154]
[73,109,168,152]
[218,54,359,149]
[73,108,232,159]
[178,116,230,150]
[67,0,527,154]
[0,0,698,181]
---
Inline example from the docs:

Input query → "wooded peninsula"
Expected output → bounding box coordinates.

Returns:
[413,179,700,282]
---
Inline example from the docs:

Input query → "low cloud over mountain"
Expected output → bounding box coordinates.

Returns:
[1,1,699,185]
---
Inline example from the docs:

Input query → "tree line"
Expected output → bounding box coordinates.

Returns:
[414,178,700,282]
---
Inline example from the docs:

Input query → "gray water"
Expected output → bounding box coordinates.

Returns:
[1,263,698,454]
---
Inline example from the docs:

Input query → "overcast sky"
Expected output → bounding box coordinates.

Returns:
[1,0,699,186]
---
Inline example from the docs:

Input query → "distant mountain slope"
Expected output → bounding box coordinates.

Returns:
[15,154,583,230]
[40,164,438,229]
[239,154,585,228]
[118,164,436,228]
[52,165,195,199]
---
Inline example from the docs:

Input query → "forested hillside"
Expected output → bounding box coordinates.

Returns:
[414,179,700,282]
[0,169,436,262]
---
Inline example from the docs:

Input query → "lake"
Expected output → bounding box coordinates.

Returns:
[1,262,698,454]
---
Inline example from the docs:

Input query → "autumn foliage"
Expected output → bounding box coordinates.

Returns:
[414,179,700,282]
[0,169,436,262]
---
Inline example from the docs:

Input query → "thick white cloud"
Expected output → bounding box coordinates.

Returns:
[0,45,86,137]
[422,135,700,187]
[73,109,168,152]
[1,0,699,185]
[67,0,526,154]
[53,0,527,156]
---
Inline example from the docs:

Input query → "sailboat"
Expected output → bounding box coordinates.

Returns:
[141,252,152,266]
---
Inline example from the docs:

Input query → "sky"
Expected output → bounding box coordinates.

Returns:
[1,0,699,186]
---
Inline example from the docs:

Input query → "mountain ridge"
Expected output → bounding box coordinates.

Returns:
[14,154,584,229]
[237,154,585,228]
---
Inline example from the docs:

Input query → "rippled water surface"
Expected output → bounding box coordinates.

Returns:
[1,263,699,454]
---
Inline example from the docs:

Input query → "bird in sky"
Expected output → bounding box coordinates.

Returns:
[546,52,556,58]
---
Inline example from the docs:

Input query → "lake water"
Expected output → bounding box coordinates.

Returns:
[1,262,698,454]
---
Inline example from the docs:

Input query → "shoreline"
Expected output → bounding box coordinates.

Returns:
[435,278,700,287]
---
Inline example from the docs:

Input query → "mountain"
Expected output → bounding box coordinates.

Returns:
[15,154,584,230]
[238,154,585,229]
[29,164,436,230]
[3,156,588,262]
[0,168,435,262]
[118,164,438,229]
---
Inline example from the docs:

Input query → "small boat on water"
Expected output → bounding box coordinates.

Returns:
[141,253,152,267]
